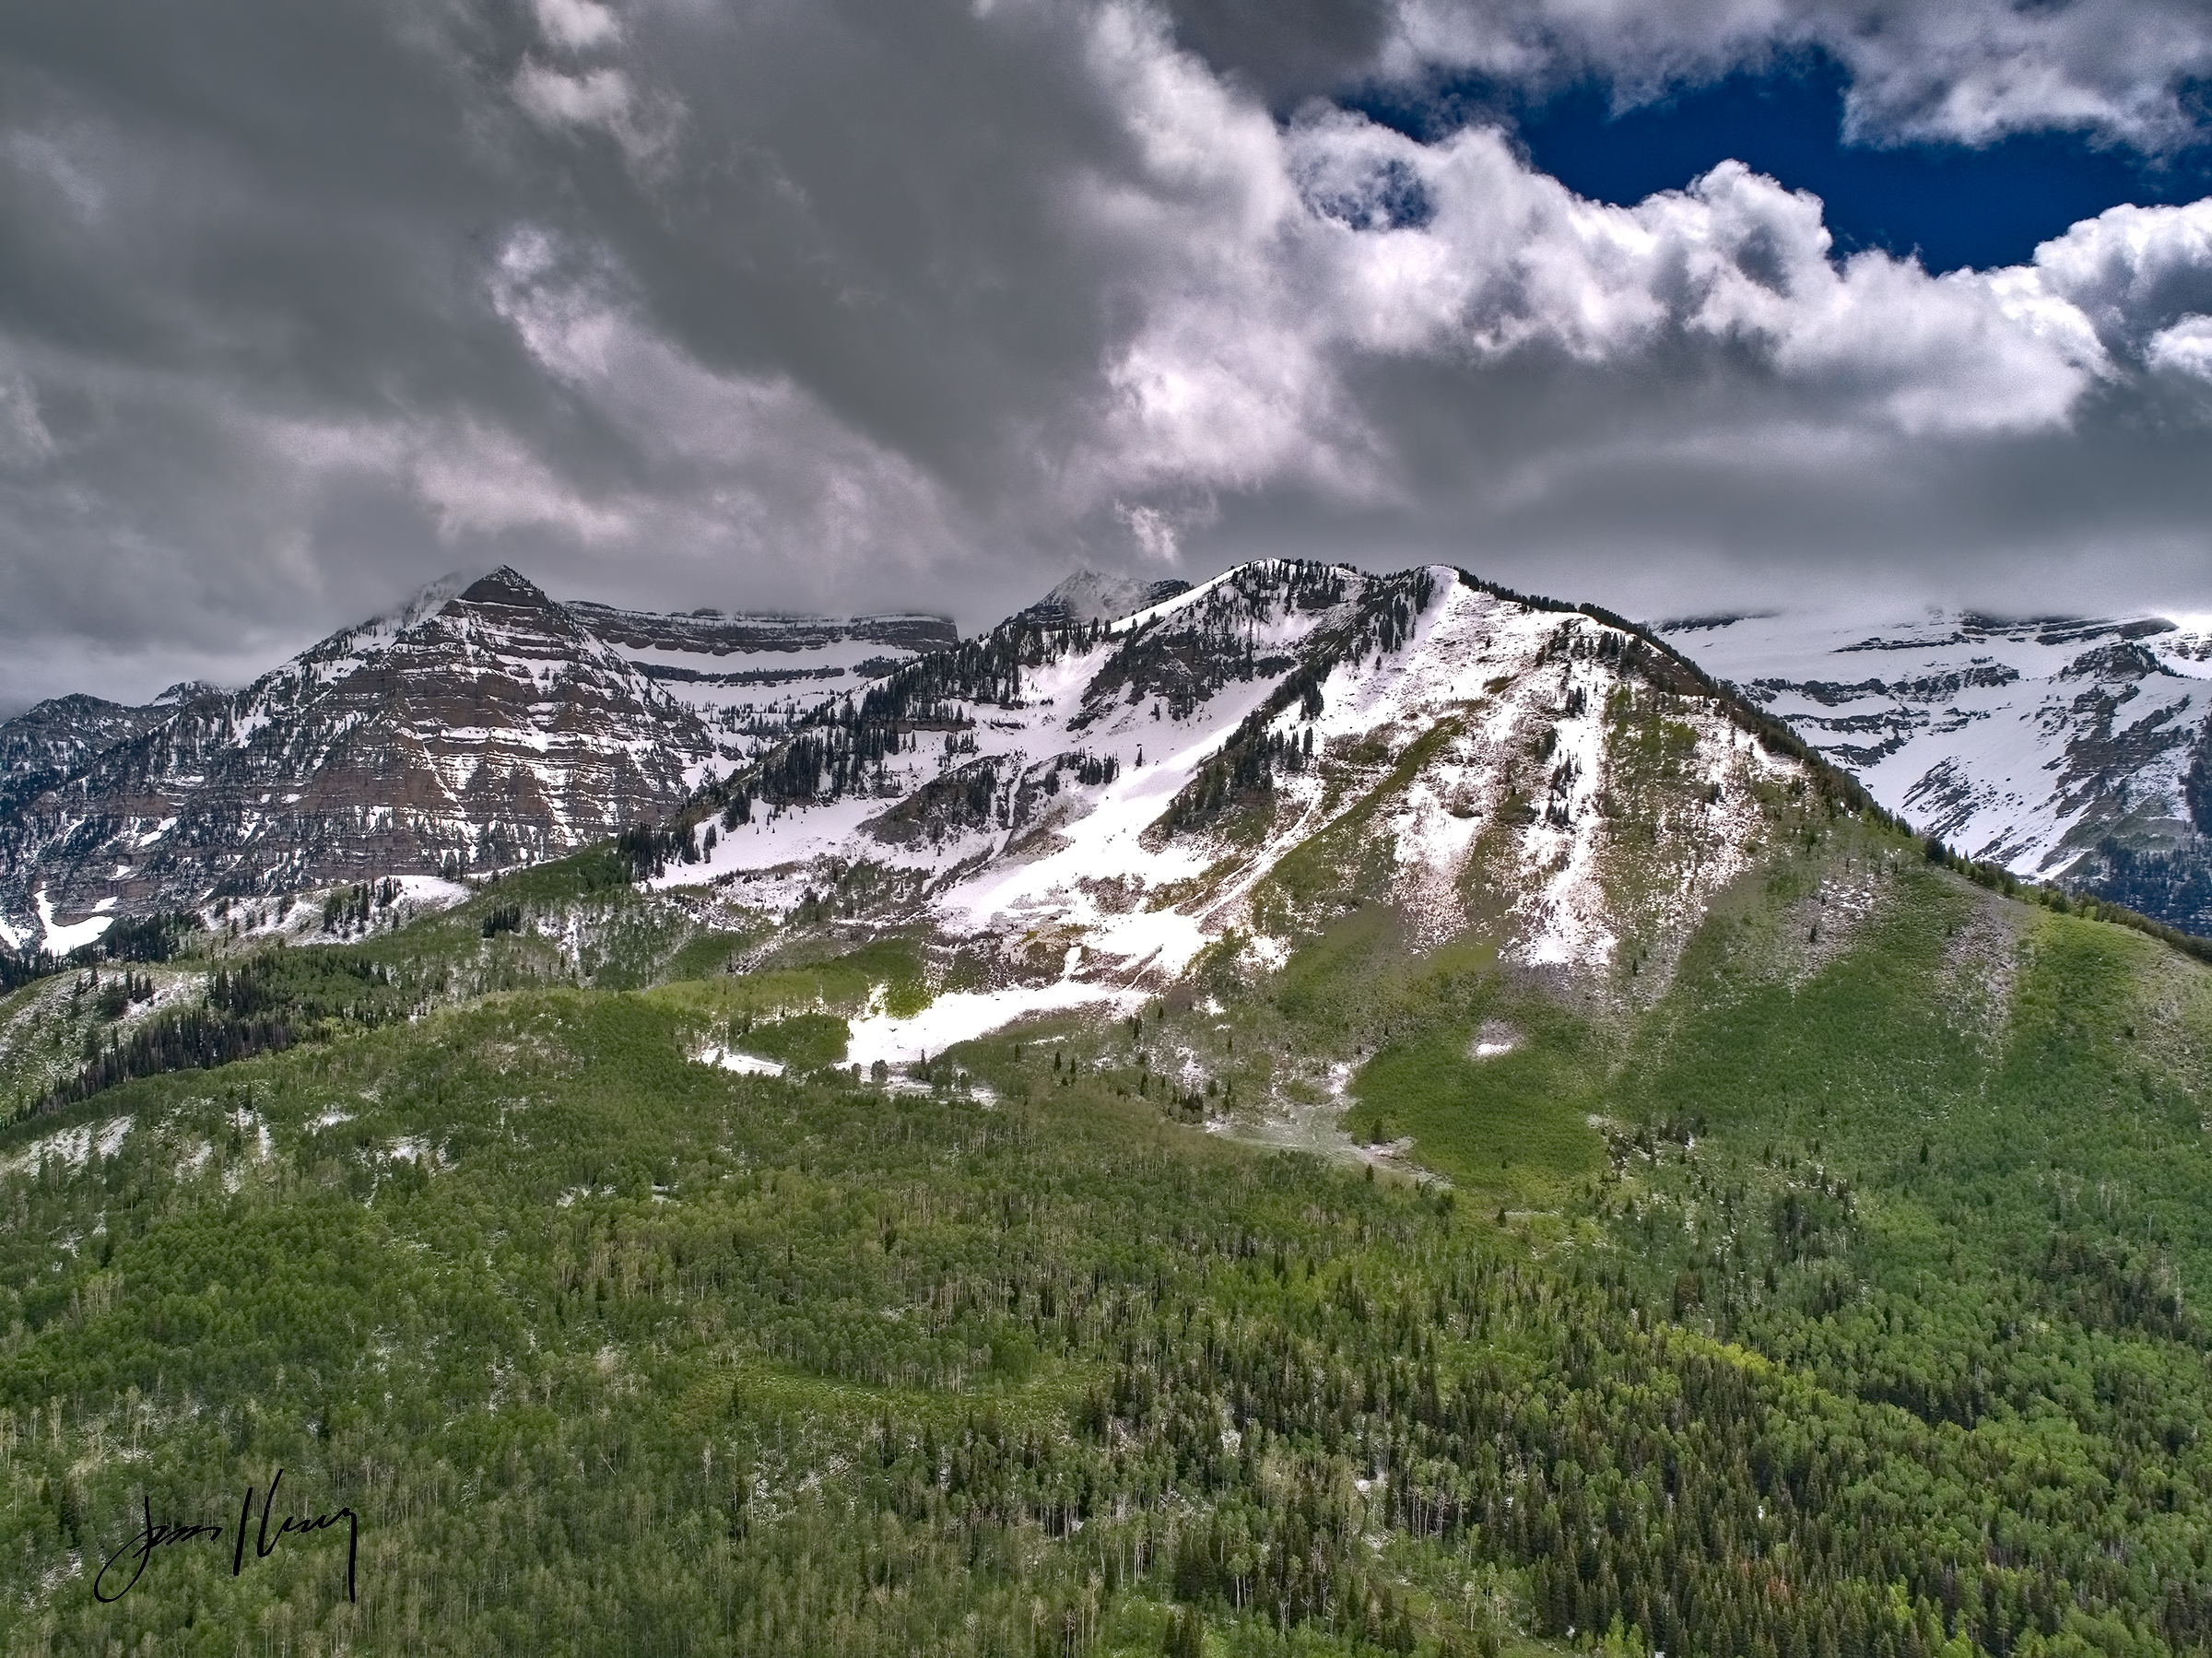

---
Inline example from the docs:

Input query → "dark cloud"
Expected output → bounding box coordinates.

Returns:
[0,0,2208,715]
[1161,0,1395,104]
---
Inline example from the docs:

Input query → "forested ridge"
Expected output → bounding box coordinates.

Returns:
[0,876,2208,1655]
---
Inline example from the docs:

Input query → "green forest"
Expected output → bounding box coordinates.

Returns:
[2,805,2210,1658]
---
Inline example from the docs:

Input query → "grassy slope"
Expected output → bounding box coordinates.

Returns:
[3,721,2212,1653]
[0,977,1569,1656]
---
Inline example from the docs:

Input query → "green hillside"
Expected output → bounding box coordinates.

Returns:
[3,798,2210,1655]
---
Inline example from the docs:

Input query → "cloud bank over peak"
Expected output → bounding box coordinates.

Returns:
[0,0,2207,712]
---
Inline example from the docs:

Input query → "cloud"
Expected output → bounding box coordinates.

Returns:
[2019,200,2212,350]
[511,59,681,169]
[513,62,634,132]
[1370,0,2212,154]
[0,366,55,468]
[532,0,621,53]
[0,0,2208,716]
[2147,316,2212,381]
[1065,48,2117,520]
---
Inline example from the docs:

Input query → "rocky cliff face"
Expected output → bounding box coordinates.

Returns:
[566,601,959,746]
[0,694,181,825]
[0,570,954,951]
[1660,608,2212,933]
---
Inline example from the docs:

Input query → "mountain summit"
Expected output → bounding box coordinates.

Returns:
[666,560,1812,1052]
[0,572,953,949]
[1016,570,1194,626]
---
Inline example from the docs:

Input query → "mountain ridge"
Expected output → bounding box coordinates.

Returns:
[643,560,1851,1076]
[12,559,2208,973]
[1662,606,2212,934]
[0,570,954,952]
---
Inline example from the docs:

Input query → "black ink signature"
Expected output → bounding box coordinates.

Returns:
[95,1470,358,1604]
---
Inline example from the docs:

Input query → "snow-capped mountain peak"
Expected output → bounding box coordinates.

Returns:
[668,560,1803,1056]
[0,570,955,947]
[1661,606,2212,930]
[1018,570,1195,626]
[1661,607,2212,858]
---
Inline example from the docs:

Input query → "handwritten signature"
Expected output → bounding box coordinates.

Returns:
[95,1470,358,1604]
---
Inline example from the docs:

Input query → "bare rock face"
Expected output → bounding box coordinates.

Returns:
[0,694,178,825]
[0,569,729,939]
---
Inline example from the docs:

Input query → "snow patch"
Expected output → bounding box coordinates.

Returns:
[35,888,116,955]
[1470,1021,1520,1060]
[844,980,1146,1069]
[2,1114,130,1176]
[697,1045,785,1076]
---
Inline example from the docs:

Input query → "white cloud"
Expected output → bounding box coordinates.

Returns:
[410,422,631,544]
[0,369,54,467]
[1377,0,2212,153]
[1066,11,2126,532]
[2147,316,2212,381]
[513,61,635,130]
[511,59,680,170]
[2018,200,2212,348]
[532,0,622,53]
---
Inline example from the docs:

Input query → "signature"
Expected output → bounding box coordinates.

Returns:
[95,1470,358,1604]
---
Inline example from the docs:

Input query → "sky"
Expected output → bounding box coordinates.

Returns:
[3,0,2212,711]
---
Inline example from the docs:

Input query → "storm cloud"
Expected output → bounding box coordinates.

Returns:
[1,0,2208,711]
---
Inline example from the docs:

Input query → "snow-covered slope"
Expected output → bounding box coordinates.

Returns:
[1660,608,2212,927]
[667,561,1806,1054]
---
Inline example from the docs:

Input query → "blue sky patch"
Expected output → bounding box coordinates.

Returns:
[1352,55,2212,274]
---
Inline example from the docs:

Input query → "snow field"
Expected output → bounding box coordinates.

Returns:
[35,888,117,954]
[1668,606,2212,876]
[842,980,1147,1072]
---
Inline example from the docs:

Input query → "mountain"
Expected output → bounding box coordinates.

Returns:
[0,570,954,952]
[1660,607,2212,932]
[8,559,2212,1656]
[662,559,1819,1049]
[0,692,179,823]
[1015,568,1193,625]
